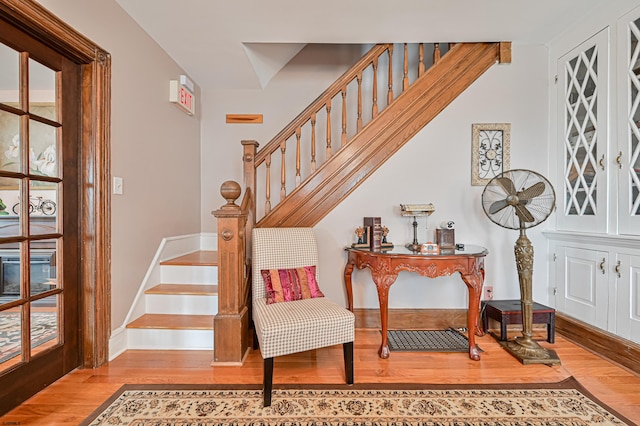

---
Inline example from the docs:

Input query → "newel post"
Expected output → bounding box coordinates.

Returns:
[212,181,250,364]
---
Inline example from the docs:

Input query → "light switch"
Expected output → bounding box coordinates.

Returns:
[113,177,123,195]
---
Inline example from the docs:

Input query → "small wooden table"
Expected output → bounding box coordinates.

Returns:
[344,245,488,361]
[481,299,556,343]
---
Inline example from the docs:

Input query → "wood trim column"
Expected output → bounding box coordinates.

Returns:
[81,51,111,367]
[212,181,250,364]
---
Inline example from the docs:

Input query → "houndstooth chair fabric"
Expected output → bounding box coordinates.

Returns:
[252,227,355,359]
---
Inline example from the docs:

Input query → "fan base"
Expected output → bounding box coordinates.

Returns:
[500,339,561,365]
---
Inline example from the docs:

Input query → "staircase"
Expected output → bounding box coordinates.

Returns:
[125,251,218,350]
[127,42,511,360]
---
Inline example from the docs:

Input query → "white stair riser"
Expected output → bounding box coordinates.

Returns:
[127,328,213,350]
[161,265,217,284]
[146,294,218,315]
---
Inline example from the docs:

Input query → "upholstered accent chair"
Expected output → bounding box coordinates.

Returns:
[251,227,355,407]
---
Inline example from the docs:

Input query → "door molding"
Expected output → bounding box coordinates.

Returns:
[0,0,111,367]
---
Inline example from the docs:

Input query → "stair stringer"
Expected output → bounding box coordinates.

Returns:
[257,42,505,228]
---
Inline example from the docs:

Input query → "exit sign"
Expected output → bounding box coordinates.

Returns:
[169,76,196,115]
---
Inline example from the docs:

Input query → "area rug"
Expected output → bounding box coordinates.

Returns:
[80,377,634,425]
[0,311,57,363]
[388,328,477,352]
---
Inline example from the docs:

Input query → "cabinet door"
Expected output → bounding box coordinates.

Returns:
[556,246,609,329]
[615,253,640,344]
[556,29,609,233]
[618,8,640,235]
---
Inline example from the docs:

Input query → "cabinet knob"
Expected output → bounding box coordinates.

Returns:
[599,258,606,274]
[599,154,606,171]
[615,260,621,278]
[616,151,623,169]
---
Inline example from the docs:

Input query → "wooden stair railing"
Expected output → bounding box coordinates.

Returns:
[214,41,511,364]
[211,181,253,364]
[242,42,510,228]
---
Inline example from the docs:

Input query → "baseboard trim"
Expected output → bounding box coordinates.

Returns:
[555,313,640,375]
[354,308,468,330]
[355,309,640,375]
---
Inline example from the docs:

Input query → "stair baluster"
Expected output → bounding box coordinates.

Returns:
[311,112,317,172]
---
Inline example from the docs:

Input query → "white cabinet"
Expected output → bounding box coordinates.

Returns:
[549,5,640,346]
[556,29,609,234]
[614,252,640,343]
[555,245,609,329]
[549,234,640,345]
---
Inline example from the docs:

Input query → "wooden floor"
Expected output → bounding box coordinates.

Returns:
[1,329,639,425]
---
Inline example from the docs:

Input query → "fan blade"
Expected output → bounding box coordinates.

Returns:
[514,203,535,223]
[496,177,516,196]
[489,199,509,214]
[517,181,545,202]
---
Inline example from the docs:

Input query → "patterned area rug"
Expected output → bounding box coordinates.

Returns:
[0,311,57,363]
[81,377,633,425]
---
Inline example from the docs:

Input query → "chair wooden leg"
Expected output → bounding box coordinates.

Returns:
[263,357,274,407]
[252,325,259,350]
[343,341,354,384]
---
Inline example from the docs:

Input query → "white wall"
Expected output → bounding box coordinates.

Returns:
[202,43,551,309]
[36,0,202,329]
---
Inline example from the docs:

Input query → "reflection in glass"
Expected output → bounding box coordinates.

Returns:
[28,59,57,121]
[0,177,20,221]
[0,43,20,106]
[29,182,58,236]
[0,243,22,304]
[29,119,58,177]
[0,308,23,368]
[29,240,57,297]
[30,297,59,357]
[0,110,21,174]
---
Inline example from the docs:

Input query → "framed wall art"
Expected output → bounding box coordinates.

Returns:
[471,123,510,186]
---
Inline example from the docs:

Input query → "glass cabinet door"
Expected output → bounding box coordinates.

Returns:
[618,8,640,235]
[557,29,609,233]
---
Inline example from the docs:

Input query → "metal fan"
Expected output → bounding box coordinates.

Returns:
[481,169,560,365]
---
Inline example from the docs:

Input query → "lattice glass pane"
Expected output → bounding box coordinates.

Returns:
[0,42,20,106]
[28,119,58,178]
[564,44,599,216]
[628,18,640,215]
[0,110,22,174]
[28,59,57,122]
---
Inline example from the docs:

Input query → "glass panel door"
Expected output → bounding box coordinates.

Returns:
[0,41,62,371]
[618,7,640,235]
[0,16,81,411]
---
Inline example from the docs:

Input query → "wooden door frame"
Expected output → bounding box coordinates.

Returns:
[0,0,111,367]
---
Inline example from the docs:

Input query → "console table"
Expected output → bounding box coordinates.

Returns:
[344,245,488,361]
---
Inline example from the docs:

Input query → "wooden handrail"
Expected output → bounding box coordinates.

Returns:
[250,43,462,219]
[256,42,510,227]
[254,44,392,167]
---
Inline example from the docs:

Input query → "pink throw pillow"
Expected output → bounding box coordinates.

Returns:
[261,266,324,304]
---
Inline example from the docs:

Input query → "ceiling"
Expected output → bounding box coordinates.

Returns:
[114,0,603,91]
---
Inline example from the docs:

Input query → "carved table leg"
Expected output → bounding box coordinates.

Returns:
[372,273,398,359]
[460,267,485,361]
[343,260,355,312]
